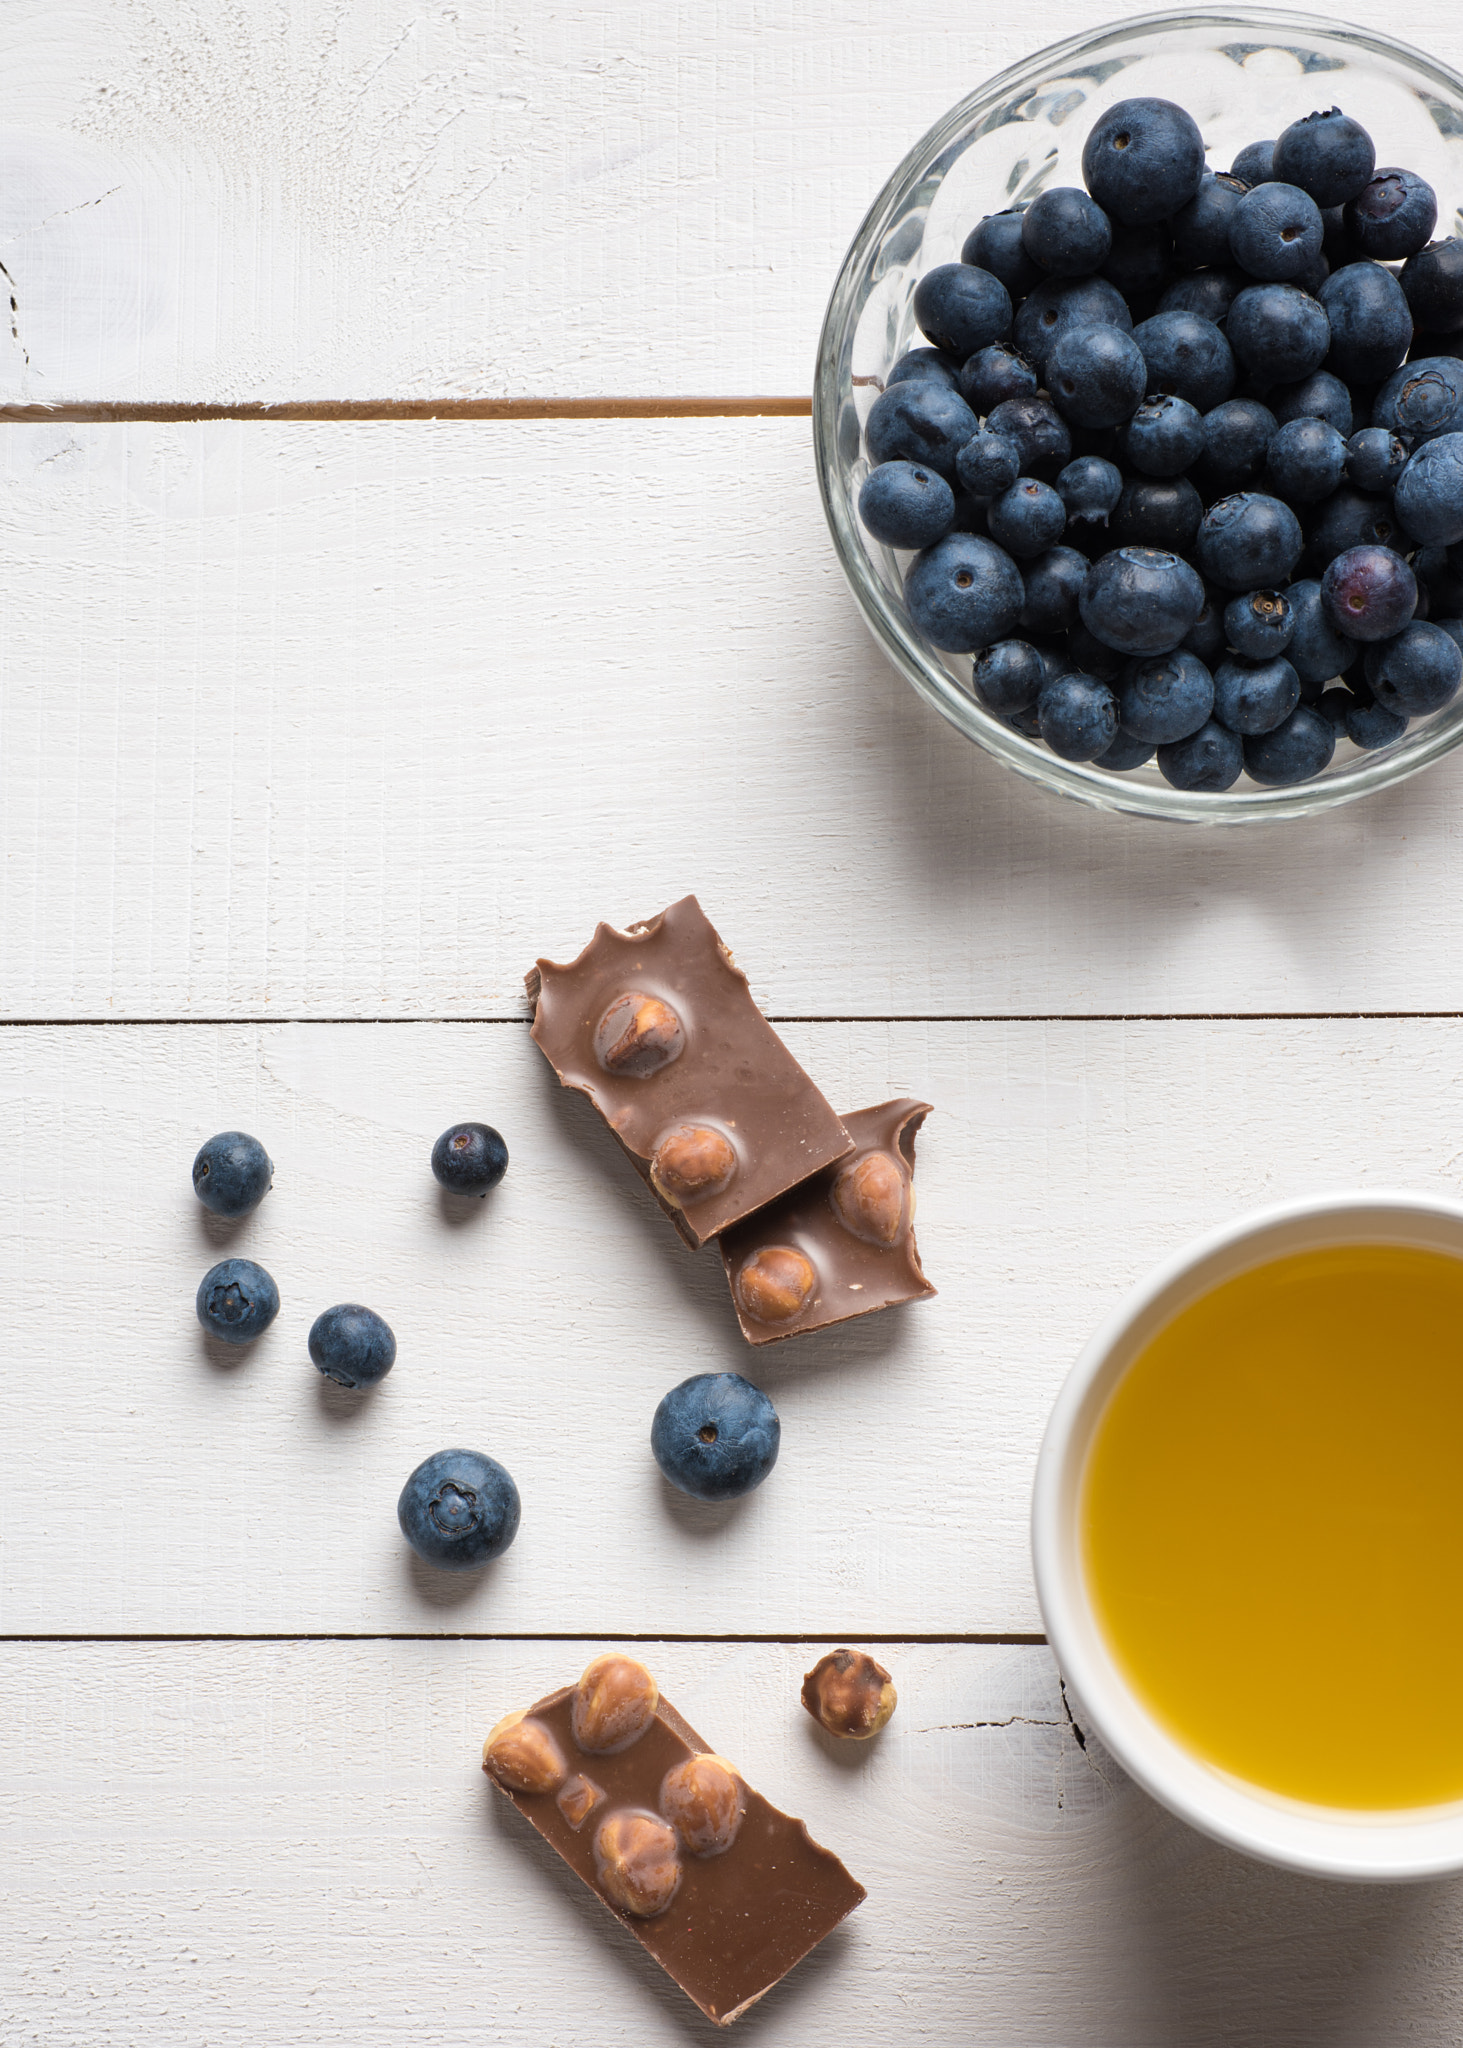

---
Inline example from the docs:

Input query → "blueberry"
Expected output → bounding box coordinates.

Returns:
[1036,671,1119,760]
[1321,543,1419,640]
[1231,139,1277,186]
[1067,620,1126,680]
[1112,477,1203,553]
[651,1371,780,1502]
[1318,263,1413,383]
[196,1258,280,1347]
[1225,283,1330,386]
[1118,394,1204,477]
[1269,369,1352,436]
[865,380,980,480]
[1373,357,1463,444]
[1022,186,1112,277]
[956,428,1022,500]
[1284,577,1353,684]
[1082,97,1205,225]
[985,395,1072,479]
[1196,493,1304,592]
[1364,620,1463,714]
[1345,697,1408,749]
[1018,546,1088,635]
[1273,109,1376,209]
[1013,275,1132,369]
[1181,594,1228,666]
[1173,173,1249,270]
[1266,416,1348,504]
[1133,311,1236,411]
[1434,615,1463,658]
[1080,546,1206,656]
[397,1448,520,1570]
[1228,183,1324,282]
[1158,270,1244,325]
[970,636,1047,715]
[1306,486,1403,569]
[1157,718,1244,790]
[858,461,955,549]
[1318,683,1365,733]
[1225,589,1295,659]
[1004,702,1045,737]
[309,1303,397,1389]
[1055,455,1123,529]
[1418,548,1463,615]
[961,211,1043,297]
[1345,168,1437,262]
[1197,398,1278,491]
[1100,222,1173,303]
[958,343,1038,415]
[1242,702,1337,783]
[1401,239,1463,336]
[1345,425,1411,492]
[988,478,1066,558]
[192,1131,273,1218]
[885,347,960,390]
[913,263,1013,359]
[1096,729,1156,770]
[905,532,1024,651]
[1117,649,1214,743]
[1213,653,1301,734]
[1043,325,1145,431]
[431,1121,509,1195]
[1394,433,1463,546]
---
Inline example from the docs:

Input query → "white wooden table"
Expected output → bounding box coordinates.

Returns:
[6,2,1463,2040]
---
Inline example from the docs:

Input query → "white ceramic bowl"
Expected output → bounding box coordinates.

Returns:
[1031,1189,1463,1881]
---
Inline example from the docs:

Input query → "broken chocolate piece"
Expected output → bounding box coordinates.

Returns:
[526,897,852,1248]
[482,1662,865,2027]
[718,1100,935,1345]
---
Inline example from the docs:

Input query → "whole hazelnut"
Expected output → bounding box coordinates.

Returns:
[801,1649,898,1740]
[659,1753,744,1858]
[650,1123,738,1208]
[830,1149,907,1246]
[556,1772,607,1832]
[594,992,685,1078]
[572,1654,660,1754]
[481,1711,568,1793]
[592,1809,683,1918]
[734,1244,817,1325]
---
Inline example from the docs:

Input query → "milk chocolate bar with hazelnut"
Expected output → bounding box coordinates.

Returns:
[482,1654,866,2028]
[526,895,852,1247]
[718,1099,935,1344]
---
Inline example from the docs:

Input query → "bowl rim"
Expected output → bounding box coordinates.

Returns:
[1031,1187,1463,1880]
[813,4,1463,825]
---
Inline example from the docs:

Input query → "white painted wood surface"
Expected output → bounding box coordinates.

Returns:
[5,1638,1462,2047]
[11,417,1463,1023]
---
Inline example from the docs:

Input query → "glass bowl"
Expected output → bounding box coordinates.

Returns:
[814,6,1463,824]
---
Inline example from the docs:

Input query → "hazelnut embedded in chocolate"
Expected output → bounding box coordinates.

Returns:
[659,1753,744,1858]
[593,992,686,1078]
[734,1244,817,1325]
[572,1653,660,1754]
[801,1649,897,1741]
[592,1809,683,1918]
[481,1711,569,1793]
[556,1772,607,1832]
[650,1123,738,1208]
[830,1149,907,1246]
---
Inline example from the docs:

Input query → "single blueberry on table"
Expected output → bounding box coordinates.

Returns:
[431,1121,509,1196]
[1345,425,1411,493]
[864,380,979,480]
[1082,97,1205,226]
[1080,546,1206,657]
[1157,718,1244,791]
[1225,284,1330,387]
[989,478,1067,558]
[1373,357,1463,443]
[1018,546,1088,636]
[961,210,1043,297]
[1317,263,1413,384]
[858,461,955,550]
[1321,544,1419,641]
[1306,486,1403,569]
[1036,671,1119,761]
[397,1448,520,1569]
[309,1303,397,1389]
[1345,697,1409,749]
[1225,589,1295,659]
[1021,186,1112,277]
[1173,174,1249,270]
[1243,703,1337,784]
[1213,653,1302,735]
[1101,221,1172,303]
[1111,477,1204,554]
[651,1372,780,1502]
[1117,649,1214,743]
[1231,139,1277,186]
[1013,275,1132,369]
[1196,493,1304,592]
[1197,399,1278,493]
[958,343,1038,416]
[956,427,1022,500]
[1346,168,1437,262]
[1364,621,1463,715]
[1395,433,1463,546]
[1056,456,1123,528]
[905,532,1024,651]
[1159,270,1244,326]
[1044,324,1147,431]
[196,1258,280,1347]
[1228,183,1324,283]
[1401,239,1463,336]
[912,263,1013,359]
[885,347,960,390]
[970,637,1047,716]
[985,395,1072,480]
[1120,394,1204,477]
[1266,417,1348,504]
[1132,310,1236,412]
[192,1131,273,1219]
[1273,109,1376,210]
[1269,369,1352,437]
[1095,729,1157,770]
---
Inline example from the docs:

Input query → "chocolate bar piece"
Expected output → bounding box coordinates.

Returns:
[526,896,852,1247]
[482,1655,866,2028]
[718,1099,935,1344]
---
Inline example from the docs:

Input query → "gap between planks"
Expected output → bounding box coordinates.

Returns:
[3,1014,1463,1028]
[0,1632,1047,1646]
[0,398,812,423]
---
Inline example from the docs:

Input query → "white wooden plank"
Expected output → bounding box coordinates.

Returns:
[9,417,1463,1023]
[2,1638,1458,2046]
[5,0,1454,403]
[7,1015,1463,1636]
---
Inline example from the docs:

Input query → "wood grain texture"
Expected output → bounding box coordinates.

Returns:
[9,417,1463,1023]
[7,0,1450,403]
[7,1015,1463,1636]
[4,1638,1463,2047]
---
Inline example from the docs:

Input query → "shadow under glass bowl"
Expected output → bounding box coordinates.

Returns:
[814,6,1463,825]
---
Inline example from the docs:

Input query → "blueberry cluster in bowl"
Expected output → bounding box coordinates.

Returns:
[858,98,1463,790]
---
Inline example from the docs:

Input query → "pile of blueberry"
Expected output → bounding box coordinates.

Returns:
[189,1125,780,1574]
[858,99,1463,789]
